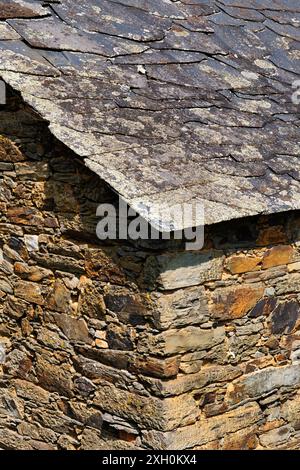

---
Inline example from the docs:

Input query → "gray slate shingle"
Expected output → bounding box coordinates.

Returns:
[0,0,299,230]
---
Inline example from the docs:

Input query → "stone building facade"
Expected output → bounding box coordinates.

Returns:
[1,88,300,450]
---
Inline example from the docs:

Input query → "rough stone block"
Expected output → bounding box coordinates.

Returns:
[226,254,262,274]
[138,326,225,357]
[262,245,294,269]
[94,383,200,431]
[226,365,300,405]
[152,286,209,330]
[14,280,45,305]
[141,364,242,397]
[276,273,300,295]
[269,300,300,335]
[142,402,262,449]
[157,251,224,289]
[259,425,291,448]
[35,357,74,398]
[129,355,180,379]
[49,313,92,344]
[210,283,264,319]
[281,393,300,430]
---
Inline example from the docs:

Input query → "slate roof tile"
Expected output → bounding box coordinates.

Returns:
[0,0,299,230]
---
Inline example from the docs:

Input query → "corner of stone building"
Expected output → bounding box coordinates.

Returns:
[135,211,300,449]
[2,87,300,450]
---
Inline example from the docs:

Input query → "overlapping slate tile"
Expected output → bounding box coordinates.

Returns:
[219,5,265,22]
[264,18,300,41]
[0,22,20,40]
[151,24,226,54]
[0,0,299,230]
[0,41,58,74]
[53,0,172,41]
[8,17,148,56]
[103,0,184,18]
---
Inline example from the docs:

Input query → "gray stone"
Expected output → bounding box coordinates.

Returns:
[157,251,224,289]
[140,364,242,397]
[138,326,225,357]
[0,277,13,294]
[94,382,200,431]
[24,234,39,252]
[276,274,300,295]
[142,402,262,450]
[226,365,300,404]
[260,425,291,447]
[152,286,209,330]
[50,313,91,344]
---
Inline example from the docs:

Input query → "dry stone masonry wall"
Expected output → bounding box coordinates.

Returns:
[1,90,300,450]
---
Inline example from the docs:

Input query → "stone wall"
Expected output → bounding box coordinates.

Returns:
[1,88,300,450]
[146,214,300,449]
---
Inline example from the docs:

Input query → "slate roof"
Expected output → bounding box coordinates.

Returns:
[0,0,299,230]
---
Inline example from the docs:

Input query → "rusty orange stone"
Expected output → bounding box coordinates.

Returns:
[262,245,294,269]
[256,226,287,246]
[223,428,258,450]
[0,135,25,162]
[259,420,284,433]
[211,284,264,319]
[226,254,262,274]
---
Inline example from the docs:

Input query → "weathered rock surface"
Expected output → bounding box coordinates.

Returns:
[1,0,300,231]
[226,365,300,405]
[157,252,224,290]
[139,326,225,357]
[211,284,264,319]
[153,286,210,330]
[1,88,300,450]
[142,402,263,450]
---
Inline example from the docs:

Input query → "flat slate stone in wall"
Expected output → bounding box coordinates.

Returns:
[152,286,210,330]
[157,251,224,289]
